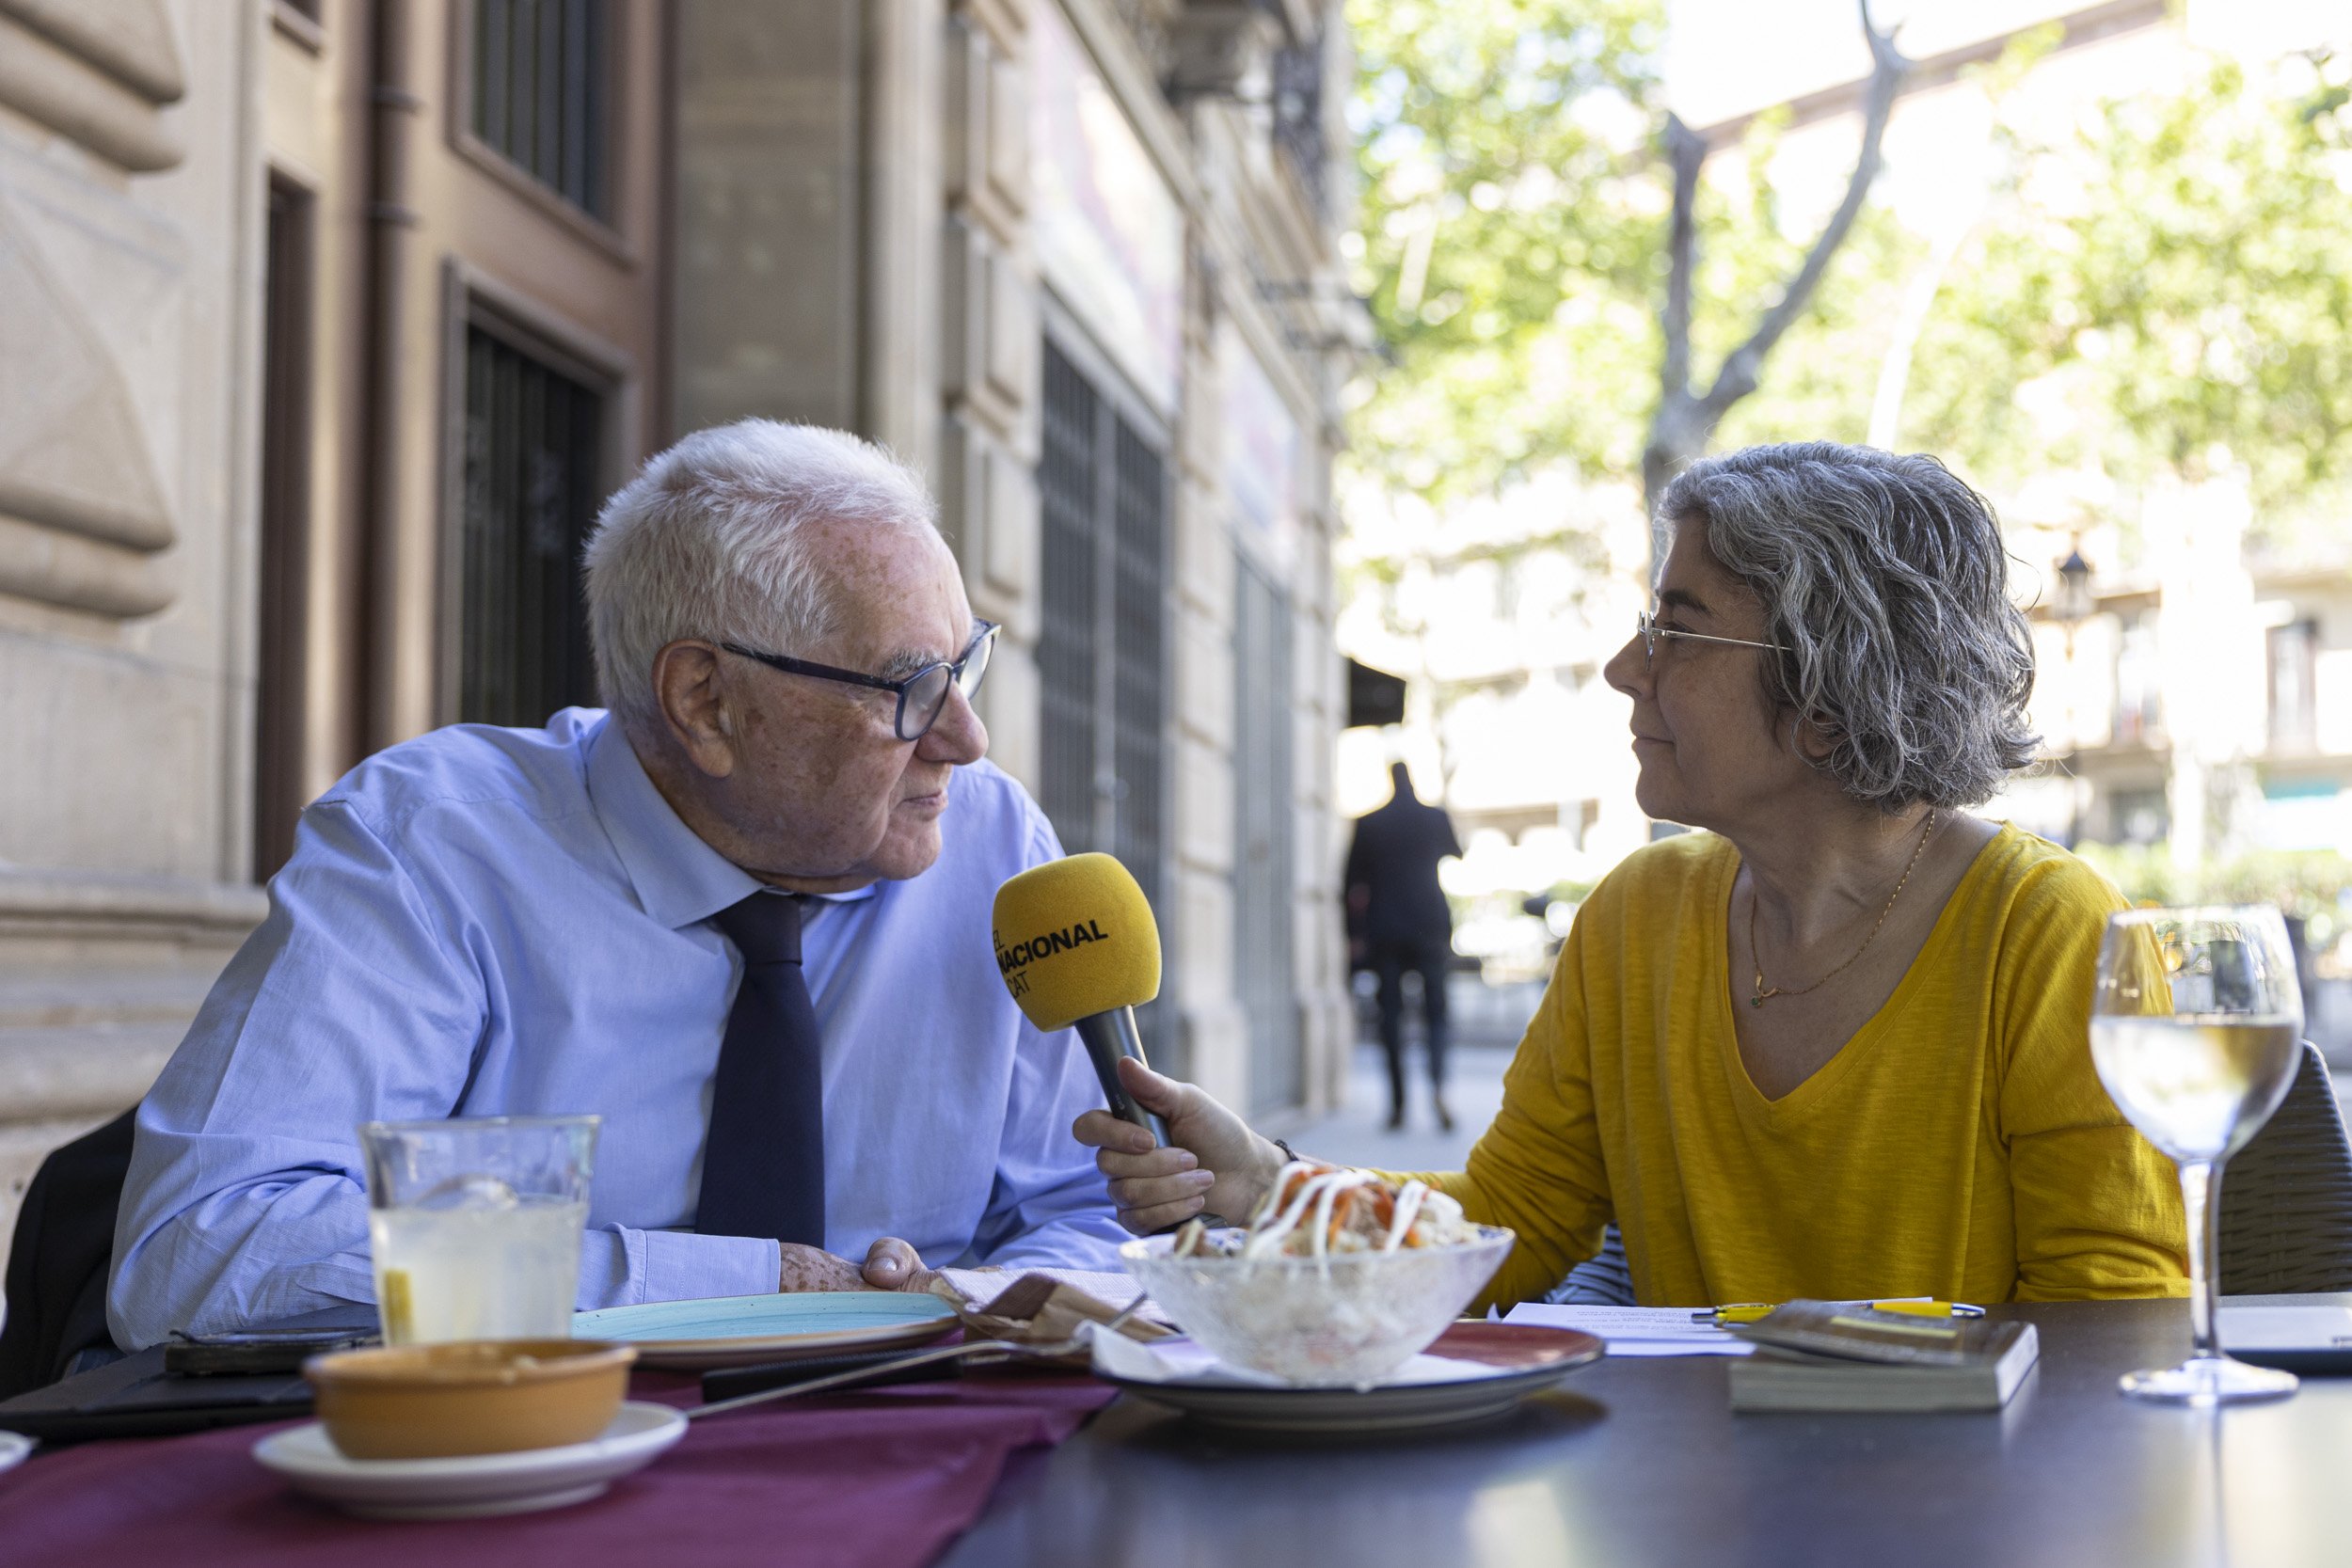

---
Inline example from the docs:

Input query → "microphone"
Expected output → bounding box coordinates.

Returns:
[993,853,1170,1148]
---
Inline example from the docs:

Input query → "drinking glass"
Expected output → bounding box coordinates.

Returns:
[359,1115,599,1345]
[2090,906,2302,1404]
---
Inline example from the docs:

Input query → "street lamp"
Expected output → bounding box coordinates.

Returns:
[2055,544,2094,626]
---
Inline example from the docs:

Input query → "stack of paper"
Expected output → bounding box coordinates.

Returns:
[1501,1303,1754,1356]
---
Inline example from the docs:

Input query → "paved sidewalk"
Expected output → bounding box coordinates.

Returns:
[1286,976,1537,1172]
[1287,1041,1511,1172]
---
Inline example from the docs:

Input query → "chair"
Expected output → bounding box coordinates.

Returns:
[1549,1223,1634,1306]
[2219,1040,2352,1295]
[0,1108,136,1400]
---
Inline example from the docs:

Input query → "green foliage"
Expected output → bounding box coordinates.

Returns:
[2077,843,2352,915]
[1343,11,2352,562]
[1903,53,2352,525]
[1347,0,1666,502]
[1343,0,1917,513]
[2079,841,2352,926]
[2075,845,2352,978]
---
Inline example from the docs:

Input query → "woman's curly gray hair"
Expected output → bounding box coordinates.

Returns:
[1656,442,2039,812]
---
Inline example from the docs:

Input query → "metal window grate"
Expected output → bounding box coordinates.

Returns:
[458,325,604,729]
[1236,558,1299,1113]
[471,0,610,218]
[1039,343,1102,857]
[1038,338,1171,1061]
[1111,421,1168,921]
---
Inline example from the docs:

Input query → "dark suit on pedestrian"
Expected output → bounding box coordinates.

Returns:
[1343,768,1463,1125]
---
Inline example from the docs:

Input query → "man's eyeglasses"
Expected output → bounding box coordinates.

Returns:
[1635,609,1787,664]
[723,621,998,741]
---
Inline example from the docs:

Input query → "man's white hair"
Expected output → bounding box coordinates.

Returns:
[582,419,940,742]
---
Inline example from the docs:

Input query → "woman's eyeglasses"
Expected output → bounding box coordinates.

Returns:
[1635,610,1786,664]
[723,621,998,741]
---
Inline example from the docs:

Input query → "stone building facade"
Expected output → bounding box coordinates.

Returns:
[0,0,1353,1288]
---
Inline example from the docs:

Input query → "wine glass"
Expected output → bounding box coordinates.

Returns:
[2090,905,2304,1405]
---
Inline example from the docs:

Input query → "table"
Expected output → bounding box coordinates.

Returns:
[8,1301,2350,1567]
[936,1301,2352,1568]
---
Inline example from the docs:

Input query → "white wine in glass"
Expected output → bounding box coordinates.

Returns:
[2090,905,2303,1405]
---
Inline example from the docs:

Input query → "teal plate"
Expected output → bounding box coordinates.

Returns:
[572,1291,958,1370]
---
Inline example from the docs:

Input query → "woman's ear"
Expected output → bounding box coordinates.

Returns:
[1790,712,1841,765]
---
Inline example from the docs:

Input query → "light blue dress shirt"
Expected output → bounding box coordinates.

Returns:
[109,710,1127,1349]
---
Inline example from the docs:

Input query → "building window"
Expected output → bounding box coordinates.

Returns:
[1270,30,1327,216]
[2113,610,2163,745]
[1039,338,1170,1051]
[2109,786,2170,847]
[2270,619,2319,753]
[470,0,611,218]
[1235,558,1299,1114]
[457,325,604,728]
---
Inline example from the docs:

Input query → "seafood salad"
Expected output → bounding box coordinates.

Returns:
[1129,1160,1511,1385]
[1171,1161,1473,1259]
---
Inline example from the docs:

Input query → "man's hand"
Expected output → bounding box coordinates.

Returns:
[777,1238,939,1293]
[1073,1056,1288,1233]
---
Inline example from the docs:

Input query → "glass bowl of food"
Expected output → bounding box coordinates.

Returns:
[1119,1164,1515,1387]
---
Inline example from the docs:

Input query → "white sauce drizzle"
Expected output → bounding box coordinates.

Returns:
[1382,1180,1429,1253]
[1239,1162,1437,1259]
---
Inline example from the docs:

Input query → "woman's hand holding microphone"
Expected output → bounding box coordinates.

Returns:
[1072,1056,1291,1232]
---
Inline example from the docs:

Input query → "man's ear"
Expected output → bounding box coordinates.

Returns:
[652,641,739,779]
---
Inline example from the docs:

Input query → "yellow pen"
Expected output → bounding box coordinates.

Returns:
[1691,1300,1985,1324]
[1692,1303,1775,1324]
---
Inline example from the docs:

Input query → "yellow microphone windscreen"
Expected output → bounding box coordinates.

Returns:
[993,853,1162,1030]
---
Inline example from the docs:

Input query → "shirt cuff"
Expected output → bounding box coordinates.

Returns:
[980,1214,1131,1272]
[579,1225,781,1307]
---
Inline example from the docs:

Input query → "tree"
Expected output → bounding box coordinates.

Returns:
[1347,0,1663,508]
[1345,0,1916,540]
[1643,2,1907,536]
[1901,50,2352,535]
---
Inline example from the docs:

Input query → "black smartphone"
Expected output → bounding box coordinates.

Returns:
[163,1326,378,1377]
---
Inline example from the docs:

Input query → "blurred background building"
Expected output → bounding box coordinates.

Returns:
[1334,0,2352,1048]
[0,0,1359,1276]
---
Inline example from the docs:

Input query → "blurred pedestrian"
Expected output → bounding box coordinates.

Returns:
[1343,762,1464,1131]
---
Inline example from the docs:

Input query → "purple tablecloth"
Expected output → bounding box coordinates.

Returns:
[0,1371,1115,1568]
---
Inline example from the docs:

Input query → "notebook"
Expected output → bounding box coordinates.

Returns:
[1724,1301,2039,1413]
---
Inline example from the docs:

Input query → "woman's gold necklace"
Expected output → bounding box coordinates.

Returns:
[1748,811,1940,1008]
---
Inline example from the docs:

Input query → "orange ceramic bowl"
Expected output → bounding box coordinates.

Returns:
[304,1339,636,1460]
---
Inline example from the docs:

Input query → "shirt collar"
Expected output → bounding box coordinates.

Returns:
[584,715,880,930]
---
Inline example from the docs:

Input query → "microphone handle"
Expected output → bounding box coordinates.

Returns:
[1072,1007,1171,1148]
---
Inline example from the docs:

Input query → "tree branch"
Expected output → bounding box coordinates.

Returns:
[1701,0,1909,416]
[1659,112,1707,400]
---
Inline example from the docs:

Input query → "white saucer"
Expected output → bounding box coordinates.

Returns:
[0,1430,31,1475]
[253,1401,686,1520]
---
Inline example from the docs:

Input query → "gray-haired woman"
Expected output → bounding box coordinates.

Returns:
[1078,441,2188,1308]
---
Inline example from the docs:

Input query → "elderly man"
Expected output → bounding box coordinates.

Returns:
[109,420,1125,1349]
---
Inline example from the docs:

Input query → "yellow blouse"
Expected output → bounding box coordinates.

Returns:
[1408,826,2187,1308]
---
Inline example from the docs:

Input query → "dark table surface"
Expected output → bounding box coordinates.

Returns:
[935,1300,2352,1568]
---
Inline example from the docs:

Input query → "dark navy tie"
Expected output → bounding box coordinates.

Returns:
[695,891,826,1246]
